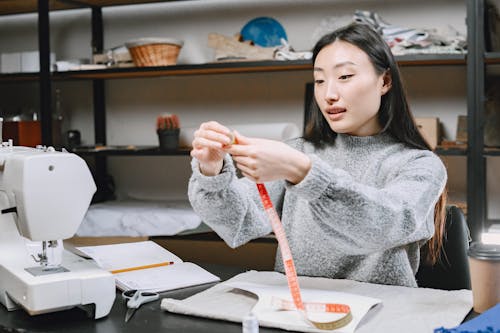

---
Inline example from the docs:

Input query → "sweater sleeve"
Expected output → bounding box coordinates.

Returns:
[286,150,447,255]
[188,154,280,248]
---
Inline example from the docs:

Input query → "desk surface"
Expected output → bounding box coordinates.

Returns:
[0,263,476,333]
[0,263,285,333]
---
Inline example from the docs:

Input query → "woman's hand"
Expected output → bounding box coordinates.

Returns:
[227,131,311,184]
[191,121,233,176]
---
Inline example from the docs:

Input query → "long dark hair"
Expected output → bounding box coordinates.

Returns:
[305,23,447,265]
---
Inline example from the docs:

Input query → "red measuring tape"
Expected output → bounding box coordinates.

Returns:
[256,183,352,330]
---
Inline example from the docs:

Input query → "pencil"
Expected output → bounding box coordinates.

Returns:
[110,261,175,274]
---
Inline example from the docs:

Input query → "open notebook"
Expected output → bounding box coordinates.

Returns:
[76,241,220,292]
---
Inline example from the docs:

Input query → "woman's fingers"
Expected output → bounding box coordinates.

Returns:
[232,155,256,170]
[192,121,233,153]
[192,136,224,150]
[200,121,233,140]
[194,128,232,147]
[232,130,249,144]
[239,168,258,182]
[200,120,229,133]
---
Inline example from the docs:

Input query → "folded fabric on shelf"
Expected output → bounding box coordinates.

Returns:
[76,199,203,237]
[353,10,466,55]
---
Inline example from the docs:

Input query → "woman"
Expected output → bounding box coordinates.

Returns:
[188,23,447,287]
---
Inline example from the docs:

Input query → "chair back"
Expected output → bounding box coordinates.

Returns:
[416,205,471,290]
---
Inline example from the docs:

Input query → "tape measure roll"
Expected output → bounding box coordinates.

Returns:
[256,183,352,330]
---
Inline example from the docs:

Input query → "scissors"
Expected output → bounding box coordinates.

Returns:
[122,289,160,322]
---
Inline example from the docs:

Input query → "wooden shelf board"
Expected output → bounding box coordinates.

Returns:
[67,0,174,7]
[396,53,466,66]
[54,60,312,80]
[435,145,467,156]
[0,54,466,82]
[0,0,177,16]
[0,72,40,82]
[484,147,500,156]
[72,145,191,156]
[0,0,72,15]
[71,144,473,157]
[485,52,500,64]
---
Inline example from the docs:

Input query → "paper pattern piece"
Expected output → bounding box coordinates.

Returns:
[77,241,220,292]
[161,270,472,333]
[225,281,380,333]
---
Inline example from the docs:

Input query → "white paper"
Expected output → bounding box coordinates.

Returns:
[76,241,220,292]
[77,241,183,270]
[116,262,220,292]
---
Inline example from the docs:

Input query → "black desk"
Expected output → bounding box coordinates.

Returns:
[0,263,284,333]
[0,263,477,333]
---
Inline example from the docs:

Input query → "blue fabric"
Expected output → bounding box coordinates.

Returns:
[434,303,500,333]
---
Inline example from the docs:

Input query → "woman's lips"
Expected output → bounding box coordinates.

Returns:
[325,107,346,121]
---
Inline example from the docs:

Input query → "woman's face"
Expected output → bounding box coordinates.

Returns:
[313,40,391,136]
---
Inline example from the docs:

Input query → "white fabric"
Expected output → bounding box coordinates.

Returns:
[161,270,472,333]
[76,199,202,237]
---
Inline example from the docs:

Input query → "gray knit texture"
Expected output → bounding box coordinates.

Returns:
[188,132,447,287]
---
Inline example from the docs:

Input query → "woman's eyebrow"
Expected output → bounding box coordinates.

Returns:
[313,61,356,72]
[334,61,356,68]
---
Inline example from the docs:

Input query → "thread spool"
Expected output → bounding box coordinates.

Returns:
[242,312,259,333]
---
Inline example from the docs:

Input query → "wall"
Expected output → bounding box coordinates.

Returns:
[1,0,498,219]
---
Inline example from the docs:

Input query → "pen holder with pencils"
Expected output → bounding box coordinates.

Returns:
[156,114,180,151]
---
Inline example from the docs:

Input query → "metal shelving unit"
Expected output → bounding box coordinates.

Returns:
[466,0,500,240]
[0,0,489,239]
[472,0,500,235]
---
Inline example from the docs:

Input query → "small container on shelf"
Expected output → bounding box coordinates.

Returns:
[3,120,41,147]
[156,114,180,151]
[415,117,441,150]
[125,37,183,67]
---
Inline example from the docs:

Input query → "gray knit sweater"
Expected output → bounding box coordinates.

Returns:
[188,132,447,287]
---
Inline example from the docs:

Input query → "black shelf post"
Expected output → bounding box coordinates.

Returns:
[91,6,106,147]
[91,6,110,201]
[38,0,52,146]
[467,0,487,241]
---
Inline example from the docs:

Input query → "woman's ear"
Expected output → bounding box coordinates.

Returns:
[381,70,392,95]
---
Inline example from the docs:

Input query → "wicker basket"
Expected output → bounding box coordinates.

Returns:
[126,38,183,67]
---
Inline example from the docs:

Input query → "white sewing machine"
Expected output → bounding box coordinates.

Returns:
[0,144,115,319]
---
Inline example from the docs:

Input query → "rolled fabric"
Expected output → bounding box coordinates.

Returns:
[179,122,301,148]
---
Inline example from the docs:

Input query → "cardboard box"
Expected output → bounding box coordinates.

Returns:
[3,121,41,147]
[415,117,440,150]
[456,115,468,143]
